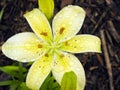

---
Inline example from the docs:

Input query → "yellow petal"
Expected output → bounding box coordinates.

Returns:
[52,51,86,90]
[26,52,53,90]
[24,9,52,43]
[61,35,101,53]
[2,32,47,62]
[52,5,85,43]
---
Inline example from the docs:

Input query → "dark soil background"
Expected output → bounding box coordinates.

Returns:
[0,0,120,90]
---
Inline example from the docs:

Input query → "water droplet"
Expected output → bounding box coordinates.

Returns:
[69,22,72,26]
[74,14,78,17]
[70,62,74,65]
[76,68,80,71]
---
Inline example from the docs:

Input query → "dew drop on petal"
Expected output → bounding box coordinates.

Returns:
[70,62,74,66]
[76,68,80,71]
[69,22,72,26]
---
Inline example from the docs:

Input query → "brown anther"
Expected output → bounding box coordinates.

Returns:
[45,53,49,57]
[59,27,65,34]
[60,54,64,58]
[38,44,43,48]
[74,46,76,48]
[65,41,68,46]
[40,32,48,36]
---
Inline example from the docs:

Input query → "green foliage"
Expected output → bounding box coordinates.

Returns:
[0,65,78,90]
[40,71,78,90]
[0,62,61,90]
[61,71,77,90]
[40,73,60,90]
[0,62,30,90]
[18,82,30,90]
[0,7,4,22]
[0,63,61,90]
[38,0,54,21]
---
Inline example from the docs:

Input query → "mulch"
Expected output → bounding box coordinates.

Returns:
[0,0,120,90]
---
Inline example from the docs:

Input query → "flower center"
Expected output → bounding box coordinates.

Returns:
[50,42,61,49]
[46,41,62,53]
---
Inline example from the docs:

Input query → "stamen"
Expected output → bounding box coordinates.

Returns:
[65,41,68,46]
[40,32,48,36]
[45,53,49,57]
[38,44,43,48]
[59,27,65,34]
[60,54,64,58]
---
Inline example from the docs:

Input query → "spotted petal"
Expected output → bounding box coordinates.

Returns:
[52,51,85,90]
[52,5,85,43]
[61,35,101,53]
[26,52,53,90]
[2,32,47,62]
[24,9,53,43]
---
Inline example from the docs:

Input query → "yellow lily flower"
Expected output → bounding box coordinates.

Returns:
[2,5,101,90]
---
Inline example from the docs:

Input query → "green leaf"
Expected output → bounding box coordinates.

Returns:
[0,7,4,22]
[0,65,27,79]
[0,80,12,86]
[18,62,26,81]
[9,80,20,90]
[18,82,30,90]
[0,66,19,75]
[38,0,54,20]
[61,71,77,90]
[40,73,60,90]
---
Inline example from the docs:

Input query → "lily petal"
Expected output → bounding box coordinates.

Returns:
[26,52,53,90]
[61,35,101,53]
[52,51,85,90]
[24,9,52,43]
[2,32,47,62]
[52,5,85,43]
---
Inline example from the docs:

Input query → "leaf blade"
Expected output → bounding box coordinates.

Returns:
[61,71,77,90]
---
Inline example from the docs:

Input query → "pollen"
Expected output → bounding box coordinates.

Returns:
[60,54,64,58]
[45,53,49,57]
[40,32,48,36]
[74,46,77,49]
[38,44,43,48]
[59,27,65,34]
[65,41,68,46]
